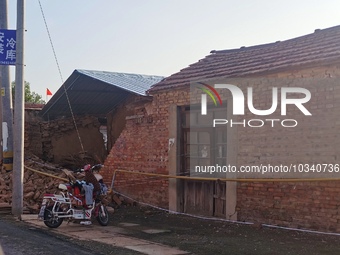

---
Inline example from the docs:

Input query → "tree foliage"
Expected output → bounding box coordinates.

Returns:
[11,81,46,104]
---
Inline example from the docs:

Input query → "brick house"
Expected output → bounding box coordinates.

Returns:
[104,25,340,232]
[35,69,163,166]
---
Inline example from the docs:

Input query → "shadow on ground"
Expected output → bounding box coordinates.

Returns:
[111,205,340,255]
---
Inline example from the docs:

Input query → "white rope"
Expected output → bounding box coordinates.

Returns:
[113,189,252,225]
[113,189,340,237]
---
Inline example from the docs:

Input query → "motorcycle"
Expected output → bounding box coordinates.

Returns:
[38,164,109,228]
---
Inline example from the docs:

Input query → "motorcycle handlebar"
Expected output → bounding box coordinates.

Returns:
[91,164,104,170]
[74,164,104,173]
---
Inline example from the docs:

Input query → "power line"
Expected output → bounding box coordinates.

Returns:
[37,0,84,153]
[37,0,63,83]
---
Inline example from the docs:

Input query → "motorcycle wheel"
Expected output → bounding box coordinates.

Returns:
[96,205,109,226]
[43,205,64,228]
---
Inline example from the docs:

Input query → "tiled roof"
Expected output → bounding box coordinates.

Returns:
[77,69,164,96]
[149,25,340,92]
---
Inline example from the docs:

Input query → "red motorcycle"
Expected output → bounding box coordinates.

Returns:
[38,164,109,228]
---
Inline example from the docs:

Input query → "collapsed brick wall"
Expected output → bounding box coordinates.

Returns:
[40,115,107,167]
[25,109,44,158]
[103,64,340,231]
[0,158,70,212]
[25,114,107,168]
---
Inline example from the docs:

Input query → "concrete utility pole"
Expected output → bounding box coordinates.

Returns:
[12,0,25,217]
[0,0,13,170]
[0,0,13,162]
[0,0,14,167]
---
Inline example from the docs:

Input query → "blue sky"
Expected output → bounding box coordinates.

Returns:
[6,0,340,99]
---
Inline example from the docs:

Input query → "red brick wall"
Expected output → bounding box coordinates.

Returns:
[104,64,340,231]
[237,181,340,232]
[234,66,340,231]
[103,91,191,207]
[103,96,173,207]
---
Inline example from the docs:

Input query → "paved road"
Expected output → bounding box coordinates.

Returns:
[0,215,141,255]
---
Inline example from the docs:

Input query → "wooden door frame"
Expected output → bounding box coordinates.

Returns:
[168,101,238,220]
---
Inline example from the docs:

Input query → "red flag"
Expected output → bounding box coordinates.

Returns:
[46,88,52,96]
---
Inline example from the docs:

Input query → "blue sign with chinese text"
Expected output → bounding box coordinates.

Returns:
[0,29,16,65]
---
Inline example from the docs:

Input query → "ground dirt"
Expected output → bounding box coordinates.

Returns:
[0,214,142,255]
[111,205,340,255]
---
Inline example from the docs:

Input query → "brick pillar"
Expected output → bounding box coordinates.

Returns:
[226,99,238,220]
[168,104,183,212]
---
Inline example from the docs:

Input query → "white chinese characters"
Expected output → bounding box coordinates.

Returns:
[5,37,16,61]
[0,32,4,54]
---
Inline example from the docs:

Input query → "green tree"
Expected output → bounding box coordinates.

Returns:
[11,81,46,104]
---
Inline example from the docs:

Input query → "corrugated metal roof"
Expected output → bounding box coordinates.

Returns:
[40,69,164,120]
[77,69,164,96]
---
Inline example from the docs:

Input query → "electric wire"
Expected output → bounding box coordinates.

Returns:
[37,0,85,153]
